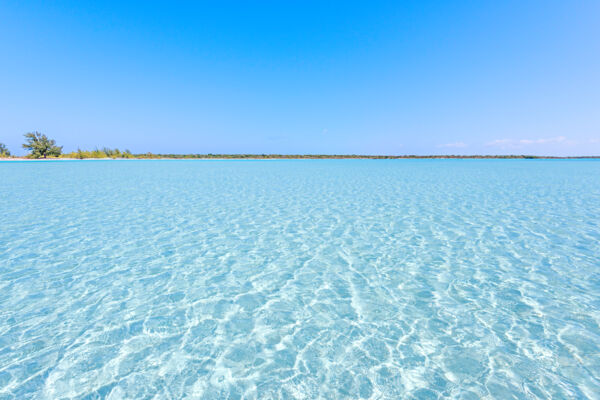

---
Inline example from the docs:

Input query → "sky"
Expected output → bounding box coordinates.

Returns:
[1,1,599,156]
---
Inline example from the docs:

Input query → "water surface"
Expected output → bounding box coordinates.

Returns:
[1,160,599,399]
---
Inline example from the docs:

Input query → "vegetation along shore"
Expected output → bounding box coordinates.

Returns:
[1,132,598,160]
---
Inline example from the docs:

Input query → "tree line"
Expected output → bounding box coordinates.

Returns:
[1,132,596,159]
[0,132,135,159]
[1,132,62,158]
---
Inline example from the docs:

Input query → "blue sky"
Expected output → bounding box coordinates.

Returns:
[1,1,599,155]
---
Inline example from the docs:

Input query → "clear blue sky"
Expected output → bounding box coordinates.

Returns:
[1,1,599,155]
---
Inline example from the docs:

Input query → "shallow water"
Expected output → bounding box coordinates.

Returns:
[1,159,599,399]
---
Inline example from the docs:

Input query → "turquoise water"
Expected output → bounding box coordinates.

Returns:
[1,160,599,399]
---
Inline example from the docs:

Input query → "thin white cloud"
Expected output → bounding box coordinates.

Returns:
[438,142,467,148]
[518,136,566,145]
[486,136,569,148]
[486,139,512,146]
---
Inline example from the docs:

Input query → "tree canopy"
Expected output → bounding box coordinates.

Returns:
[0,143,10,157]
[22,132,62,158]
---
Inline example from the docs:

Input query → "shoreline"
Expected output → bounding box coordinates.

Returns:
[1,155,600,161]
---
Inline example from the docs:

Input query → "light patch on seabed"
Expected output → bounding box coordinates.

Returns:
[401,367,428,392]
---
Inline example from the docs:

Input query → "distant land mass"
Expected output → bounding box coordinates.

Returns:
[102,154,598,159]
[2,153,599,160]
[3,135,598,160]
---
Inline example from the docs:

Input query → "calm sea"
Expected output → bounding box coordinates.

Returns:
[1,159,599,398]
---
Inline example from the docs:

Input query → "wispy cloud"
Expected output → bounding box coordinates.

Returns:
[518,136,566,145]
[486,136,569,148]
[437,142,467,148]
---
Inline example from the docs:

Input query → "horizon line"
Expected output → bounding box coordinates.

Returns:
[2,154,600,160]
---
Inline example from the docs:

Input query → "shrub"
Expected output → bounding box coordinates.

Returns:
[0,143,10,157]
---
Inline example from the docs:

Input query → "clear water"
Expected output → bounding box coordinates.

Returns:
[1,160,599,399]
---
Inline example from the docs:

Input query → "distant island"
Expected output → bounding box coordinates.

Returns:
[2,153,598,160]
[0,132,597,160]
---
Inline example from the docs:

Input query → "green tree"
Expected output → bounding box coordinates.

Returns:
[22,132,62,158]
[0,143,10,157]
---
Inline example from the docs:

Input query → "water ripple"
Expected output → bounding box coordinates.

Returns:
[1,160,599,399]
